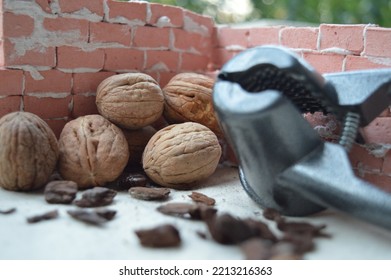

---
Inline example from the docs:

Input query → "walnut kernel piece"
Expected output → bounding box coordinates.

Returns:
[58,115,129,189]
[163,73,222,136]
[96,73,164,129]
[0,112,59,191]
[142,122,222,189]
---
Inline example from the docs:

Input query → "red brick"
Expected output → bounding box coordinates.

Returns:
[104,48,144,71]
[58,0,104,17]
[180,53,209,71]
[280,27,319,49]
[382,150,391,174]
[0,96,22,117]
[158,72,177,88]
[0,69,24,96]
[133,26,170,49]
[365,27,391,57]
[344,55,390,71]
[44,118,68,139]
[361,117,391,144]
[217,27,249,48]
[211,48,239,69]
[72,94,99,118]
[248,26,282,47]
[24,94,72,119]
[172,28,211,53]
[357,173,391,193]
[148,3,184,27]
[348,143,383,172]
[72,72,116,95]
[25,70,72,94]
[35,0,53,13]
[89,22,131,46]
[145,50,179,72]
[43,17,89,41]
[302,52,344,73]
[57,46,105,71]
[183,10,214,35]
[106,0,147,23]
[320,24,364,54]
[204,71,218,81]
[1,39,56,67]
[2,12,35,38]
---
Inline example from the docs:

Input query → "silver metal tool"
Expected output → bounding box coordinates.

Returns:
[213,45,391,230]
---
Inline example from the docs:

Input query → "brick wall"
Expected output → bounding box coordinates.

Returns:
[0,0,214,136]
[1,0,391,190]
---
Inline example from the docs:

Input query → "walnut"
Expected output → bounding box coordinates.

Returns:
[96,73,164,129]
[58,114,129,189]
[163,73,223,136]
[142,122,222,189]
[122,126,156,166]
[0,112,59,191]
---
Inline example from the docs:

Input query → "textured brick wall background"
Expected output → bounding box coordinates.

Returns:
[1,0,391,190]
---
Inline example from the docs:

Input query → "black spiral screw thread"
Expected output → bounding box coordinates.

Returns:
[339,111,361,152]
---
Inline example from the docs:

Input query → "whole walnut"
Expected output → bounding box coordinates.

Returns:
[142,122,222,189]
[163,73,223,137]
[96,73,164,129]
[0,112,59,191]
[58,115,129,189]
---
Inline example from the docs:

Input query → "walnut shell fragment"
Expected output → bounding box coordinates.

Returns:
[129,187,170,201]
[142,122,222,189]
[0,112,59,191]
[163,73,222,136]
[44,180,78,204]
[96,73,164,129]
[135,224,181,248]
[58,115,129,189]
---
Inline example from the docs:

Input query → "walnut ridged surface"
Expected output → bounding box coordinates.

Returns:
[0,112,59,191]
[163,73,222,137]
[96,73,164,129]
[58,115,129,189]
[142,122,222,189]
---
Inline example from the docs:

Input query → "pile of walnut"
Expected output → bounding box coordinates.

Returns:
[0,72,222,192]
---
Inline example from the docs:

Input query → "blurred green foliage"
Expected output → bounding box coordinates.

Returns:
[148,0,391,27]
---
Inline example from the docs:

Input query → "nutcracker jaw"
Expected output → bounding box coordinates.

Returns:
[213,46,391,230]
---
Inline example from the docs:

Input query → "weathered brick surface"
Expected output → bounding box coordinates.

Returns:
[25,70,72,94]
[24,94,72,119]
[320,24,365,54]
[302,52,345,73]
[365,27,391,57]
[148,3,184,27]
[57,46,105,71]
[344,55,391,71]
[89,22,131,46]
[72,72,116,95]
[248,26,281,47]
[0,69,23,96]
[58,0,104,17]
[103,48,144,71]
[1,12,35,38]
[0,96,21,117]
[133,26,171,49]
[106,0,147,23]
[280,27,319,49]
[1,39,56,67]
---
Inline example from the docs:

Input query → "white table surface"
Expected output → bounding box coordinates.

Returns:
[1,166,391,260]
